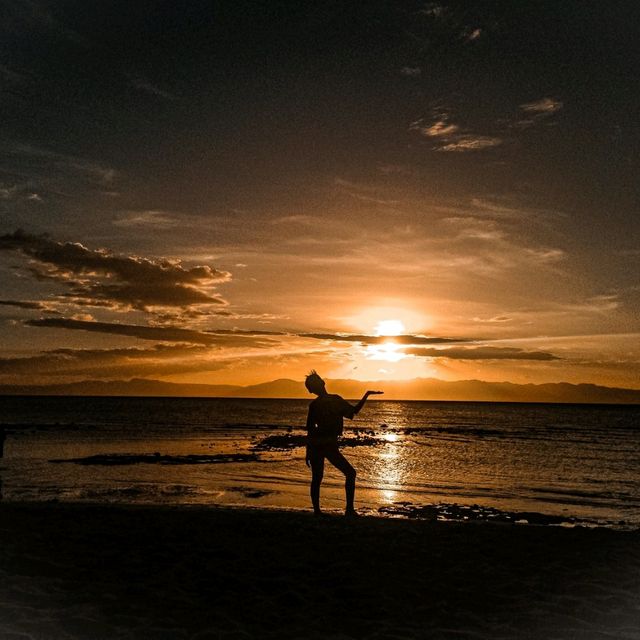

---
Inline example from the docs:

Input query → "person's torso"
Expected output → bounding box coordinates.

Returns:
[309,394,352,440]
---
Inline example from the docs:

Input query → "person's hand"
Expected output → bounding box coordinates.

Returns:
[305,446,311,467]
[367,390,384,395]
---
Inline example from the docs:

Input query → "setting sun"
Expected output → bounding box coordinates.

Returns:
[367,319,407,361]
[375,319,406,337]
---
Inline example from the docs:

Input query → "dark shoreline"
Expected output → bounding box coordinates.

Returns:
[1,502,638,639]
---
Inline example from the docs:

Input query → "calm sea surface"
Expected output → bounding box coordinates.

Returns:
[1,396,638,528]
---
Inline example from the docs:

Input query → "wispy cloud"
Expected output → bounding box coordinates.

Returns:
[1,230,230,314]
[472,315,512,324]
[523,248,566,263]
[439,135,503,152]
[113,210,181,229]
[418,120,460,137]
[520,97,563,115]
[376,164,415,176]
[0,185,19,200]
[25,318,279,348]
[556,294,620,314]
[127,75,178,101]
[514,97,564,129]
[405,346,560,360]
[270,214,319,226]
[463,27,482,42]
[0,181,45,206]
[332,178,401,205]
[4,143,118,187]
[410,115,502,152]
[400,66,421,77]
[412,96,563,153]
[467,197,555,220]
[420,3,447,19]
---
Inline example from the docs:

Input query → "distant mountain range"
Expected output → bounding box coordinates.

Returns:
[1,377,639,404]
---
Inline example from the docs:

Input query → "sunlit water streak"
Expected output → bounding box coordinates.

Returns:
[1,397,638,527]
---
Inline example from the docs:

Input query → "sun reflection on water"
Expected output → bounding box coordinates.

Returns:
[370,406,411,503]
[381,489,397,503]
[374,442,404,503]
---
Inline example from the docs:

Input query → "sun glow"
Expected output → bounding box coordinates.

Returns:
[375,319,406,337]
[332,307,437,380]
[366,319,408,362]
[366,340,405,362]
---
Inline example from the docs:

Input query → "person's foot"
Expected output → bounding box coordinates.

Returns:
[344,509,359,518]
[313,509,324,517]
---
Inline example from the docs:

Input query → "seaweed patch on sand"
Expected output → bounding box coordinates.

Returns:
[252,433,381,451]
[227,486,276,499]
[224,422,295,430]
[50,453,261,466]
[378,502,626,528]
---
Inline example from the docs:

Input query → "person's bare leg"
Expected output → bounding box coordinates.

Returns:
[310,453,324,515]
[326,447,357,515]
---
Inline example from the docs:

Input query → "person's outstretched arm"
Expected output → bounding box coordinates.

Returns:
[352,390,384,416]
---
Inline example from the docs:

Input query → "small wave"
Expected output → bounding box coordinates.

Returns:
[223,423,298,430]
[49,453,262,466]
[1,422,83,432]
[252,433,382,451]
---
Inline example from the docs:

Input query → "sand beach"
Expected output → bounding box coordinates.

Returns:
[0,503,638,639]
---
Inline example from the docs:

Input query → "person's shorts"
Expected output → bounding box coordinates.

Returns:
[307,439,339,462]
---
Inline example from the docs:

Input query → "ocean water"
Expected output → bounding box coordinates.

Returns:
[1,396,639,528]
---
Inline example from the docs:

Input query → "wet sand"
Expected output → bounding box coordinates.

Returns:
[0,503,638,639]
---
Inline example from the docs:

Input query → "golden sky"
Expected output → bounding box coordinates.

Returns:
[0,2,639,393]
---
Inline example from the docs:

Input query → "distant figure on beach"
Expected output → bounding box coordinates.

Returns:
[0,427,4,499]
[305,371,383,516]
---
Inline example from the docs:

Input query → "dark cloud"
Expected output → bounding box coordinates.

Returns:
[0,299,50,310]
[300,333,469,345]
[205,328,285,337]
[0,230,230,312]
[24,317,479,355]
[0,344,226,379]
[25,318,278,348]
[404,346,560,361]
[0,344,198,373]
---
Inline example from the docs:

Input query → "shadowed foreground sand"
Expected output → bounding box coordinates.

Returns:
[0,503,639,639]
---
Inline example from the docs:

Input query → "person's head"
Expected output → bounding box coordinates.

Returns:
[305,370,326,395]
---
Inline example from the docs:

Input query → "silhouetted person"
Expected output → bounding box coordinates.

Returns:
[305,371,382,516]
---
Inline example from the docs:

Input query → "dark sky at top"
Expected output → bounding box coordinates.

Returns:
[3,1,639,223]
